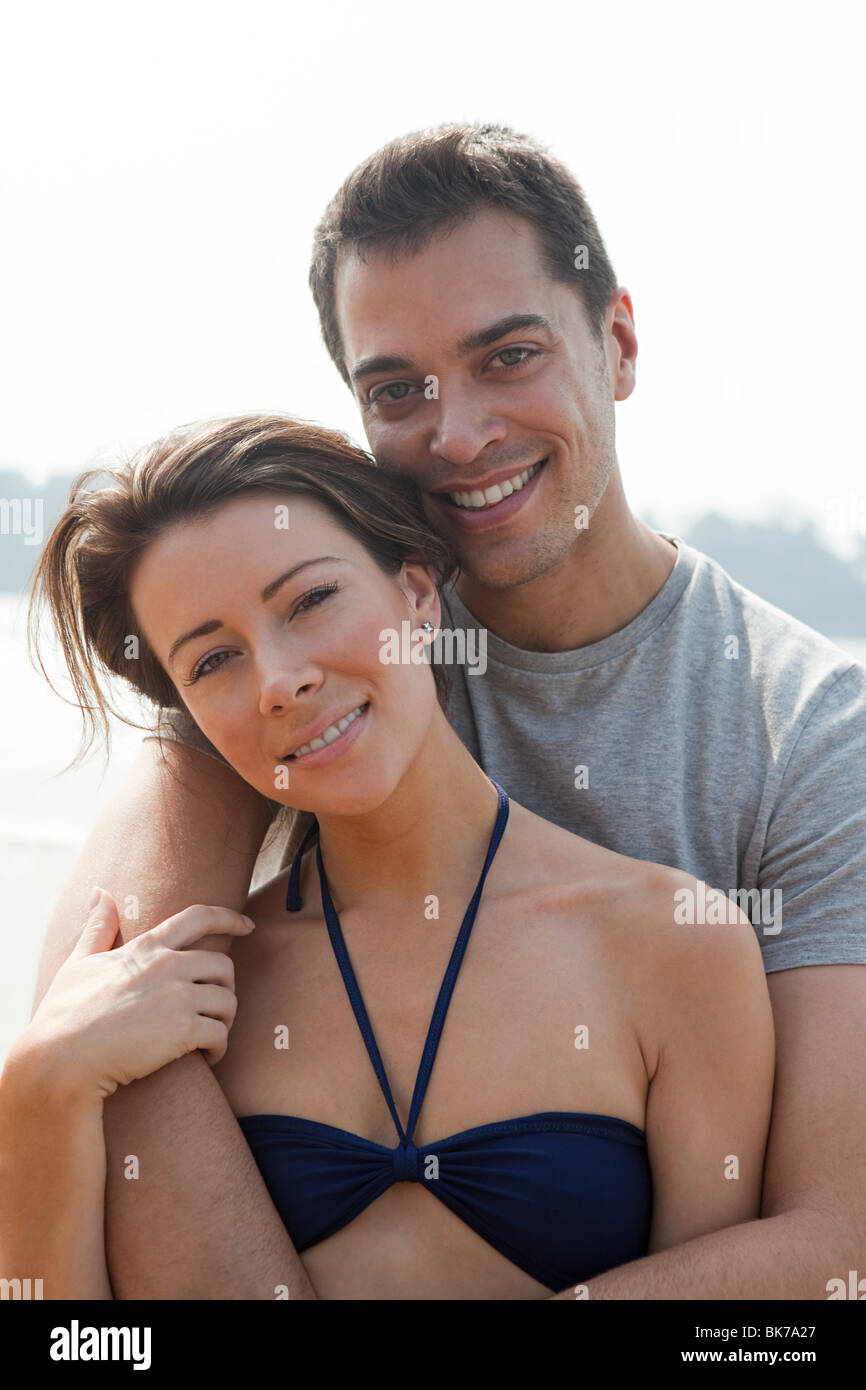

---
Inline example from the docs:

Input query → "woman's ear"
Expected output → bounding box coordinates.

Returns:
[399,561,442,633]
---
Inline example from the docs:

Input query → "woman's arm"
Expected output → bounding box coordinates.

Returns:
[641,870,776,1251]
[6,886,250,1299]
[33,739,317,1300]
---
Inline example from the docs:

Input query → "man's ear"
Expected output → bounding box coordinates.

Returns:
[607,288,638,402]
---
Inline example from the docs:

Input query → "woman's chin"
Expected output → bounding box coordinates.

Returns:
[273,767,404,820]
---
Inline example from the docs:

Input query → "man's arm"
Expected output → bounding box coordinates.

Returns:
[548,964,866,1299]
[33,738,317,1299]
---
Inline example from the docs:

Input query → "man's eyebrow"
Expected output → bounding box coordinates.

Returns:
[455,312,556,355]
[351,352,414,386]
[350,313,556,386]
[167,555,345,669]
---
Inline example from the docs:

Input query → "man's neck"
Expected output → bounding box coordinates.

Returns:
[454,489,677,654]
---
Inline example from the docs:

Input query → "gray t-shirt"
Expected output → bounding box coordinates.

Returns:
[143,533,866,974]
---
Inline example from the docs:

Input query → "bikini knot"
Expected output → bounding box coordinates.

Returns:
[392,1141,420,1182]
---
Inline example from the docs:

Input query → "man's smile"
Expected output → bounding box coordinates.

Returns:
[427,457,549,530]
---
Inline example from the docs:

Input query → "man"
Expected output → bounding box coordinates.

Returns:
[33,122,866,1299]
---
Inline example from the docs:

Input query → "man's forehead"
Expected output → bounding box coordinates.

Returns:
[334,209,562,364]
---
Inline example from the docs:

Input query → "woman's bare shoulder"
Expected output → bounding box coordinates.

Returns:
[503,797,666,914]
[508,801,768,1090]
[506,799,763,979]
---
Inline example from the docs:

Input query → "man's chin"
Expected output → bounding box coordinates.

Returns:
[453,550,549,595]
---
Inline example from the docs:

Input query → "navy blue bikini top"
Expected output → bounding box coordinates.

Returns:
[238,780,652,1291]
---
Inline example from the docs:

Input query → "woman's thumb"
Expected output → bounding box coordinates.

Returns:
[71,886,120,957]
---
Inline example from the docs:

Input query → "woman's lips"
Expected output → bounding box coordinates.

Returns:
[284,701,370,770]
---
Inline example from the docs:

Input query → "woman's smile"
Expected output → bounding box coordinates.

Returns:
[283,700,371,769]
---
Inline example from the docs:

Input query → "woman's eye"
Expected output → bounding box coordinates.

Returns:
[295,582,340,613]
[185,583,340,684]
[187,650,230,684]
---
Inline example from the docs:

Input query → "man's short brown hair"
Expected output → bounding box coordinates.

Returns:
[309,121,619,388]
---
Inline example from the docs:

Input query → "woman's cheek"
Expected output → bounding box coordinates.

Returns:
[344,614,397,675]
[189,697,258,779]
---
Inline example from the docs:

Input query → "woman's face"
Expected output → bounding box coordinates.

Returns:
[128,491,443,816]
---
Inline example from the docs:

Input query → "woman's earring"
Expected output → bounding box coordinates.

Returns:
[421,620,434,632]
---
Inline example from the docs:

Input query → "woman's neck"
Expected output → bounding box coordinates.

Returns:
[311,715,501,918]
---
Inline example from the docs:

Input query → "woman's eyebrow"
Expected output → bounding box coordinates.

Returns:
[259,555,345,602]
[167,555,346,669]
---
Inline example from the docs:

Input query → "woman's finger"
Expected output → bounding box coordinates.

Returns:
[69,887,120,959]
[192,1016,231,1067]
[145,905,255,951]
[190,982,238,1027]
[174,948,235,989]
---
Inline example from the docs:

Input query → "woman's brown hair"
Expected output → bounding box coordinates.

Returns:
[26,413,461,781]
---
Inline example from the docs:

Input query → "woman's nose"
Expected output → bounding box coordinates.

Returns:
[255,651,321,715]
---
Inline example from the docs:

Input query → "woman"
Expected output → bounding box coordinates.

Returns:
[1,414,775,1300]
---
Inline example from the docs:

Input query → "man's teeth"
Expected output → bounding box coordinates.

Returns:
[446,459,544,510]
[291,704,366,759]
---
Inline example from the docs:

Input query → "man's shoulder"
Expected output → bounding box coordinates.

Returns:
[670,534,864,714]
[144,704,223,756]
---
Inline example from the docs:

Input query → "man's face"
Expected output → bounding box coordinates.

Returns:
[335,207,633,591]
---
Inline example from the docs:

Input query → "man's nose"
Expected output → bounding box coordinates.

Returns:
[428,386,507,467]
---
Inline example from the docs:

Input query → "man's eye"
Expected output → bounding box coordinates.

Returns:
[494,346,539,369]
[369,381,413,404]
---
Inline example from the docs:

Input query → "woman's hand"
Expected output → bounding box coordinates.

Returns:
[18,889,256,1102]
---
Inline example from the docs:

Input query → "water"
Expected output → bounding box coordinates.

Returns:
[0,592,151,842]
[2,591,865,1060]
[0,592,150,1055]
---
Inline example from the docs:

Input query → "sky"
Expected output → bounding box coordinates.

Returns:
[1,0,864,555]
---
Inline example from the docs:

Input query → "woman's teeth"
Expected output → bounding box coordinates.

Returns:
[290,703,367,759]
[446,459,545,510]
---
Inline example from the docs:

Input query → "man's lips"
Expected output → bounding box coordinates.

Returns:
[427,457,549,529]
[430,457,548,507]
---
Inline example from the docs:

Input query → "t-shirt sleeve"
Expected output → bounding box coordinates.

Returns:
[758,661,866,971]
